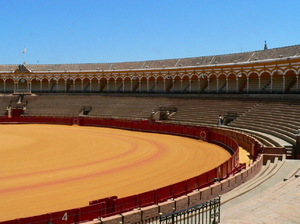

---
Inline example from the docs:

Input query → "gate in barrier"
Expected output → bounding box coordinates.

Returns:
[160,197,221,224]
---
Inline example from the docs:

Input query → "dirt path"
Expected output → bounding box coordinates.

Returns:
[0,124,231,221]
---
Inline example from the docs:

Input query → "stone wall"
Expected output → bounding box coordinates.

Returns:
[88,155,263,224]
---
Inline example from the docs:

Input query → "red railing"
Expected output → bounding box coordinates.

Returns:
[0,116,240,224]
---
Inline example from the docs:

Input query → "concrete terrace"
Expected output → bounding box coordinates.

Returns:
[221,158,300,224]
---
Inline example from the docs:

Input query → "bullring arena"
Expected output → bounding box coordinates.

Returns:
[0,124,232,221]
[0,45,300,224]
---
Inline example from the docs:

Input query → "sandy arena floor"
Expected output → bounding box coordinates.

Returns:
[0,124,232,221]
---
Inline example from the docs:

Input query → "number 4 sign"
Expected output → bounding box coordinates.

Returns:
[62,212,68,221]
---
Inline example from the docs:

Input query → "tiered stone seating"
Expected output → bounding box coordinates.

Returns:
[230,101,300,146]
[25,95,83,116]
[172,99,258,124]
[24,95,259,123]
[0,95,18,115]
[23,94,300,152]
[24,95,176,119]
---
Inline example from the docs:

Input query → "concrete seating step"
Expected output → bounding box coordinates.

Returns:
[222,155,286,205]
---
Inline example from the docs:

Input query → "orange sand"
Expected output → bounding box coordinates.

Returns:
[0,124,231,221]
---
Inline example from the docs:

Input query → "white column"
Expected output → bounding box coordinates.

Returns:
[216,78,219,93]
[131,80,133,92]
[189,79,192,93]
[81,80,84,92]
[235,78,238,93]
[98,80,101,92]
[73,80,75,92]
[122,80,125,92]
[65,80,67,92]
[198,78,201,92]
[107,80,110,92]
[40,80,42,92]
[3,80,6,92]
[89,81,92,92]
[163,79,166,92]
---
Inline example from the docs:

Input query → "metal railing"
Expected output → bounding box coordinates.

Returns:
[160,197,221,224]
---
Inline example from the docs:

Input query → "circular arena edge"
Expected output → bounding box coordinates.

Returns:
[0,116,262,224]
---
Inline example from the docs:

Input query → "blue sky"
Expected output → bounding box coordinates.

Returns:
[0,0,299,65]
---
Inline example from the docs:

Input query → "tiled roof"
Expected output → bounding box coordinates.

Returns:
[1,45,299,72]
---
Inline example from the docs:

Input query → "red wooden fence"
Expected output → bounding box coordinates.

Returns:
[0,116,241,224]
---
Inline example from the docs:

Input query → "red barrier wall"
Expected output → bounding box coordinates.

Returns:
[0,116,240,224]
